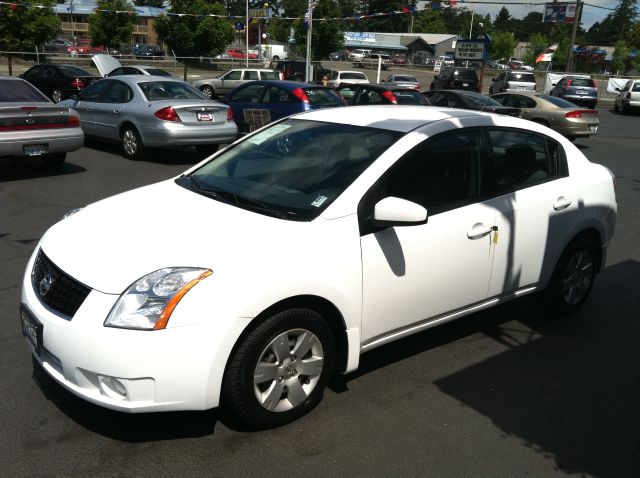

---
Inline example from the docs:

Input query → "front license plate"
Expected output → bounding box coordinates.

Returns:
[197,112,213,121]
[23,144,48,156]
[20,305,43,355]
[589,124,598,132]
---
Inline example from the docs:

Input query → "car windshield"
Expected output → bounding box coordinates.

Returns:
[393,76,418,82]
[139,81,208,101]
[0,80,50,102]
[304,88,345,106]
[570,78,595,87]
[394,90,428,105]
[538,95,579,108]
[460,92,502,108]
[342,73,367,80]
[454,70,477,80]
[178,119,402,221]
[509,73,536,83]
[58,66,94,77]
[144,69,173,77]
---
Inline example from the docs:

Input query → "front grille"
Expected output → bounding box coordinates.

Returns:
[31,249,91,318]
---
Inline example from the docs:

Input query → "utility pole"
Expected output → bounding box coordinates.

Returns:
[566,0,582,72]
[305,0,314,82]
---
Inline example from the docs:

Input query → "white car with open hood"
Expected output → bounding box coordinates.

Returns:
[21,106,616,429]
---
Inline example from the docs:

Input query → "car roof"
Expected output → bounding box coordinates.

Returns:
[294,105,483,133]
[240,80,318,89]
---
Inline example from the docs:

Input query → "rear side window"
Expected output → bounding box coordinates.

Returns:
[58,66,93,77]
[538,95,578,108]
[632,82,640,92]
[261,71,281,80]
[487,129,565,192]
[229,84,265,102]
[0,79,50,102]
[243,71,259,80]
[145,69,172,77]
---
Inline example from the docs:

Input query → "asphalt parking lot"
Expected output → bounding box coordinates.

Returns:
[1,107,639,476]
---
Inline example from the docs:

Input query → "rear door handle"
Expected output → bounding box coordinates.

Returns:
[553,196,572,211]
[467,223,493,240]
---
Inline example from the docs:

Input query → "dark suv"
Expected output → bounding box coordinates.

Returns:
[549,75,598,109]
[430,68,480,92]
[273,60,328,83]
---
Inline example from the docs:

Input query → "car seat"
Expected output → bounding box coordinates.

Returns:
[504,144,548,184]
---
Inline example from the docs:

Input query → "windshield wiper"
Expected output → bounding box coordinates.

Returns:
[184,175,289,219]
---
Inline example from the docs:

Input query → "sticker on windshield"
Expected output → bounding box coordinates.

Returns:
[311,195,328,207]
[248,124,292,145]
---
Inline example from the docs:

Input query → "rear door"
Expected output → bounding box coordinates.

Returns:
[92,80,133,140]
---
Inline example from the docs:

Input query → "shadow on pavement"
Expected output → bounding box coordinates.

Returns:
[83,138,209,166]
[0,159,85,183]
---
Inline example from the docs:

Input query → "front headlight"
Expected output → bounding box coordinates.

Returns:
[105,268,212,330]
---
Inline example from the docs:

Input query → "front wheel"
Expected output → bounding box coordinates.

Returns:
[222,309,335,429]
[538,237,597,316]
[200,85,215,99]
[121,125,145,160]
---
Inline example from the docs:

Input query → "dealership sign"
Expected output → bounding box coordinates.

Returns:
[543,3,577,23]
[454,41,487,61]
[344,32,376,43]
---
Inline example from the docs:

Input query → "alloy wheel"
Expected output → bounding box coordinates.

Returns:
[122,129,138,156]
[253,328,324,412]
[562,250,594,305]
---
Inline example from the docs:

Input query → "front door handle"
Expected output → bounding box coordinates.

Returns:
[467,223,493,240]
[113,109,121,114]
[85,107,92,112]
[553,196,572,211]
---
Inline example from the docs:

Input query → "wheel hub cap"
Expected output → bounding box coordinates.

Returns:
[253,329,324,412]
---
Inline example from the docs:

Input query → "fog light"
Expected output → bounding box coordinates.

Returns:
[98,375,128,399]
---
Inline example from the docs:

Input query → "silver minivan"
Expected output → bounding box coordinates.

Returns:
[192,69,282,98]
[490,71,537,94]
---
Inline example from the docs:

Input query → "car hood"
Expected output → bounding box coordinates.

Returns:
[92,53,122,77]
[39,179,315,294]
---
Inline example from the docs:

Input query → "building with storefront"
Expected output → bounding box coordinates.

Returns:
[343,32,458,62]
[54,0,164,47]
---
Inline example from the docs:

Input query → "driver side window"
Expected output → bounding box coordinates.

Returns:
[224,71,242,80]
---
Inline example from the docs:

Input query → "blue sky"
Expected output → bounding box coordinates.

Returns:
[416,1,625,29]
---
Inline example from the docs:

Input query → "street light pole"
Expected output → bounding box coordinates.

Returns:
[70,0,76,53]
[305,0,313,82]
[566,0,582,73]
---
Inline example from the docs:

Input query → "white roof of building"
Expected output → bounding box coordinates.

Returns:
[382,33,459,45]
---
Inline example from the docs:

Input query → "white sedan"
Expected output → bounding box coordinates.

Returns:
[21,106,616,429]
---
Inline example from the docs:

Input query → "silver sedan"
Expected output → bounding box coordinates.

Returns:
[59,75,237,159]
[491,91,599,141]
[0,76,83,166]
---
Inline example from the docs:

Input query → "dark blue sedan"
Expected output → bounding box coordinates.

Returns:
[225,80,346,134]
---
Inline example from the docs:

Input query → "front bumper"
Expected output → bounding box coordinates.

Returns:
[0,128,84,158]
[20,249,248,413]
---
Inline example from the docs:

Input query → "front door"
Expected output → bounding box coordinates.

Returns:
[360,130,496,344]
[92,80,132,141]
[72,80,111,136]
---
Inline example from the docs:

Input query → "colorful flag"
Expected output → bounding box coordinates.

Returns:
[535,43,559,63]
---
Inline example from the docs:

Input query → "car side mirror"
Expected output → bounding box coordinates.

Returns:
[368,197,428,228]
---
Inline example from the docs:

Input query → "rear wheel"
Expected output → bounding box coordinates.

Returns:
[195,144,219,157]
[200,85,215,99]
[51,89,63,103]
[222,309,335,429]
[121,125,145,160]
[539,237,597,316]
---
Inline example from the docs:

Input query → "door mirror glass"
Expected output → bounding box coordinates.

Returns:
[369,197,428,227]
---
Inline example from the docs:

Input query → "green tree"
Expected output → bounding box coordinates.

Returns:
[488,31,516,62]
[413,10,447,34]
[523,32,549,66]
[625,20,640,49]
[0,0,60,75]
[494,7,511,30]
[134,0,165,7]
[88,0,136,50]
[611,40,638,74]
[154,0,235,57]
[293,0,343,60]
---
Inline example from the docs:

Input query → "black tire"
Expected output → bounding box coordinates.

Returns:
[51,89,64,103]
[200,85,215,99]
[41,152,66,166]
[120,125,145,160]
[538,237,598,316]
[222,308,335,429]
[195,144,219,157]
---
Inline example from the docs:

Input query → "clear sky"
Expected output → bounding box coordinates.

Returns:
[416,0,626,29]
